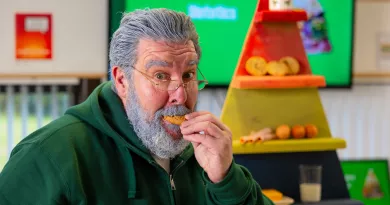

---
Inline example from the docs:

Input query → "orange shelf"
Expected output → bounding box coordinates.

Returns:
[231,75,326,89]
[254,10,307,23]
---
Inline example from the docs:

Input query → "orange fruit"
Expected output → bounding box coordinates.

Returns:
[276,124,291,139]
[305,124,318,138]
[292,125,306,139]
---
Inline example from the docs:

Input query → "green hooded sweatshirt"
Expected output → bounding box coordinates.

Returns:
[0,81,274,205]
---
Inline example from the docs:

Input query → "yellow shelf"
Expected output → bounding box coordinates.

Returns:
[232,137,346,154]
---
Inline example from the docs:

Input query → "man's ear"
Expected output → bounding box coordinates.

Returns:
[111,66,128,99]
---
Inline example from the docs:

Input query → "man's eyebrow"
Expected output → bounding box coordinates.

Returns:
[145,60,171,69]
[188,60,199,66]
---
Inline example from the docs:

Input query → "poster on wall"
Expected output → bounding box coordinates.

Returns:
[15,13,52,60]
[377,32,390,71]
[341,159,390,205]
[293,0,332,55]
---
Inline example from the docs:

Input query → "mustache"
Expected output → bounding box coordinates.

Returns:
[154,105,192,119]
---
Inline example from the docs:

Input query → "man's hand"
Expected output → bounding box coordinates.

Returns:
[180,111,233,183]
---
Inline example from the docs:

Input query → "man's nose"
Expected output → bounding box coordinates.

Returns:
[169,84,187,105]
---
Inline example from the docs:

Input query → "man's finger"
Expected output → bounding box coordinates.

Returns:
[191,142,200,149]
[185,111,210,120]
[181,121,223,138]
[183,133,216,148]
[182,113,228,131]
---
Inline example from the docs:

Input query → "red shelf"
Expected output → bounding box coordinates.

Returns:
[255,10,308,23]
[231,75,326,89]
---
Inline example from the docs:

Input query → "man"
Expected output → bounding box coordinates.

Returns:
[0,8,274,205]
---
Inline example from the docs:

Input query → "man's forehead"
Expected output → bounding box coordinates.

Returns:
[137,38,198,69]
[145,59,198,69]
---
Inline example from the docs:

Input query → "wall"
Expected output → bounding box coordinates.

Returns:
[197,85,390,160]
[0,0,108,77]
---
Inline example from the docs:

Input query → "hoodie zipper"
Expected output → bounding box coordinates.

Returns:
[168,159,184,205]
[170,174,176,190]
[149,159,185,205]
[169,159,184,190]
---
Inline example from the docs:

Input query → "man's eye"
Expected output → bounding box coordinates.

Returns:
[155,73,169,80]
[183,72,195,80]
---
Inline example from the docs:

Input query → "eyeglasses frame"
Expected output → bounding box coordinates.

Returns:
[130,66,209,91]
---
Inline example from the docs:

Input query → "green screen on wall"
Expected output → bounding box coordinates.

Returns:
[341,160,390,205]
[125,0,354,87]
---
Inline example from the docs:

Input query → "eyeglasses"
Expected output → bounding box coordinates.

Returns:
[132,67,209,91]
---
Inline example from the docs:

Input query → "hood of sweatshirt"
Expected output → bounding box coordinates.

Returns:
[64,81,194,198]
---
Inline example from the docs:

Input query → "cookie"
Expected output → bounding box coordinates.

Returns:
[266,61,289,76]
[245,56,268,76]
[163,115,186,125]
[280,56,300,75]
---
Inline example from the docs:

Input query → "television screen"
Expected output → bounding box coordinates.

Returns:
[124,0,354,88]
[341,159,390,205]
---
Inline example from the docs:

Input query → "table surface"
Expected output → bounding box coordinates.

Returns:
[294,199,364,205]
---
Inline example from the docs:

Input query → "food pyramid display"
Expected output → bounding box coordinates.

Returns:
[363,168,384,198]
[220,0,347,154]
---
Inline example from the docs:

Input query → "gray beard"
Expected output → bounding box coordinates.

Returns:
[125,84,191,159]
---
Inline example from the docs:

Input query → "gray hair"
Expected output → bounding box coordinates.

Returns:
[109,8,202,88]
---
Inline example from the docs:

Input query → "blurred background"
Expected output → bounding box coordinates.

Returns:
[1,0,390,203]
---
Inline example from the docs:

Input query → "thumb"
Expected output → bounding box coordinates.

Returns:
[191,142,200,149]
